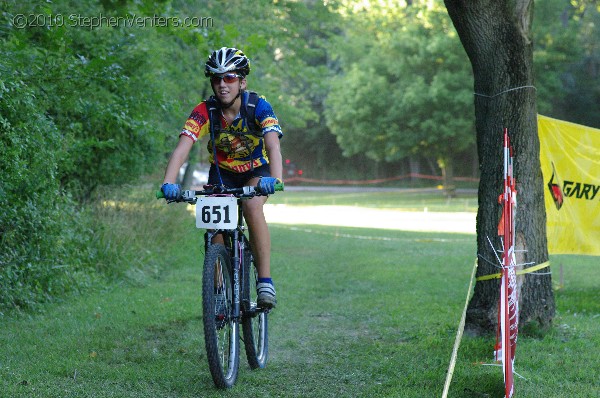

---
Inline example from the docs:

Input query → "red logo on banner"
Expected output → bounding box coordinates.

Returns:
[547,162,564,210]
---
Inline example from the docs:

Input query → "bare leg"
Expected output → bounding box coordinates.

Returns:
[243,177,271,279]
[211,232,224,245]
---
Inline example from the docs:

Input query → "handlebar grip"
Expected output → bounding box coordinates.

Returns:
[157,182,282,199]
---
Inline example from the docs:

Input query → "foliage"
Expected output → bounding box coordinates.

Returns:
[265,1,347,174]
[533,0,600,127]
[0,0,175,311]
[325,2,475,191]
[0,69,94,311]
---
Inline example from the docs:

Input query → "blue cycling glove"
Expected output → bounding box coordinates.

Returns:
[257,177,281,195]
[161,183,181,200]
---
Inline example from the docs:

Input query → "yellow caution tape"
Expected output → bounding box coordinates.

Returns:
[442,259,478,398]
[476,260,551,281]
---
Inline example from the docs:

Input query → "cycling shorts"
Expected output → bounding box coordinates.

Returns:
[208,164,271,188]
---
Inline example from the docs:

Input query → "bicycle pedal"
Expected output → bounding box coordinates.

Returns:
[256,306,272,314]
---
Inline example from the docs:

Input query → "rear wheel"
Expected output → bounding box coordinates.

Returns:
[202,243,239,388]
[241,246,269,369]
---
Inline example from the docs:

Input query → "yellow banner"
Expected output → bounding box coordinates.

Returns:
[538,114,600,255]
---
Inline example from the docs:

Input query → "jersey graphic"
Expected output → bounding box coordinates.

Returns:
[179,92,282,173]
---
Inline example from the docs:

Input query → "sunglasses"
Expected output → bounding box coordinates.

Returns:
[210,73,243,84]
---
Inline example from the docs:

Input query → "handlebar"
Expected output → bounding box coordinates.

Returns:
[155,182,284,202]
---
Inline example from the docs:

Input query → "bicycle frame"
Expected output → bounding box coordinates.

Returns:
[205,197,249,321]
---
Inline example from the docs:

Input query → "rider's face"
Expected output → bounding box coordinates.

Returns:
[211,74,246,104]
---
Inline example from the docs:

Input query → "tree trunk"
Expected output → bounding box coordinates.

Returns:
[444,0,555,335]
[438,157,456,198]
[180,146,197,189]
[408,156,420,183]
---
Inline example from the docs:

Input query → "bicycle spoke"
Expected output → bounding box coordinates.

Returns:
[242,246,269,369]
[203,244,239,388]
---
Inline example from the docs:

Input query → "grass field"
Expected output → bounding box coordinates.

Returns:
[269,188,479,212]
[0,187,597,397]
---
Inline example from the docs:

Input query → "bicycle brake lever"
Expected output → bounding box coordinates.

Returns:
[242,186,256,196]
[182,190,196,201]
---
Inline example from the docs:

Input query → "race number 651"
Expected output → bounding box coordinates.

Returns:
[201,205,231,224]
[196,197,238,229]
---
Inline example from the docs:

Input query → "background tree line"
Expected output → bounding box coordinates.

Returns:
[1,0,598,311]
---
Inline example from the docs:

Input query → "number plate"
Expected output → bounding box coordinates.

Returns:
[196,196,238,229]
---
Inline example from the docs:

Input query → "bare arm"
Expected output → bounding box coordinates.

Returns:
[162,136,194,184]
[264,132,283,181]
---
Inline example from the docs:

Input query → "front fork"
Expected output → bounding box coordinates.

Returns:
[205,227,244,321]
[232,228,242,320]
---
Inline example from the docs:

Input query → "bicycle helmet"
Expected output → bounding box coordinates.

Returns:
[204,47,251,77]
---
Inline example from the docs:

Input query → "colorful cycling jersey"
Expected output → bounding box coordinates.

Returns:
[180,91,283,173]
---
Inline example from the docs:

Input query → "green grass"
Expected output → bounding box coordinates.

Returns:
[0,187,597,397]
[269,188,479,212]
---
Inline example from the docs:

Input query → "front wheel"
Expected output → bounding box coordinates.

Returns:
[202,243,239,388]
[241,247,269,369]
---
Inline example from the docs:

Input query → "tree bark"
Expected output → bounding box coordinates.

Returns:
[444,0,555,335]
[439,157,456,198]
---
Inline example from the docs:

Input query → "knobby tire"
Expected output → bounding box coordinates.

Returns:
[202,244,239,388]
[241,245,269,369]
